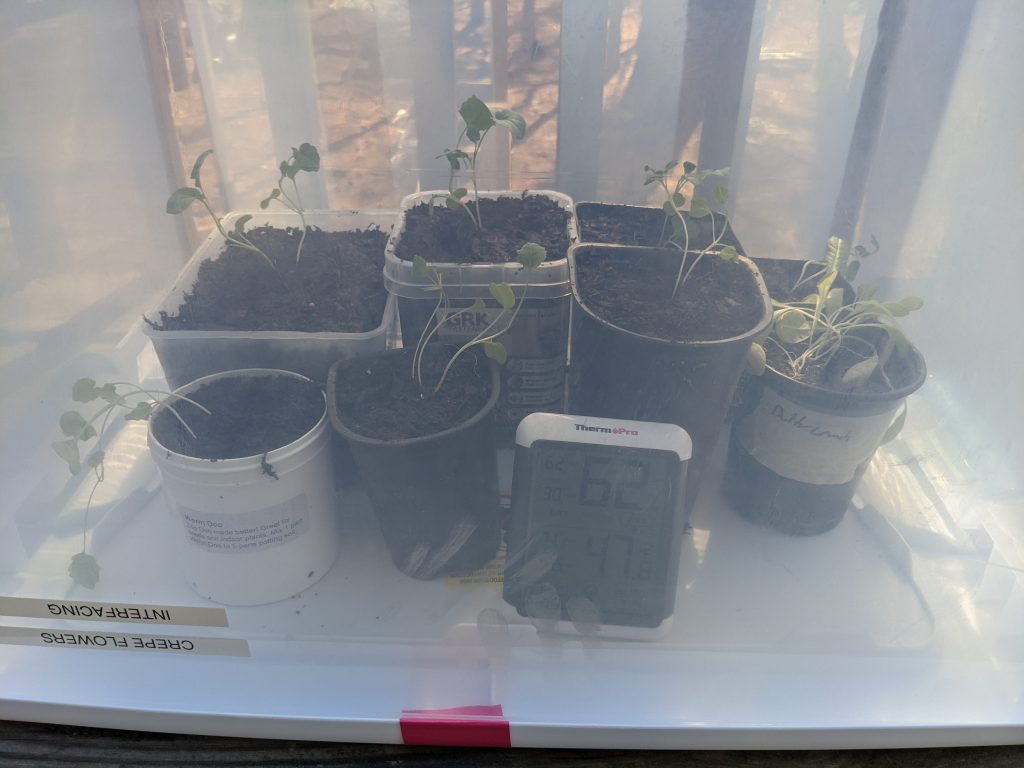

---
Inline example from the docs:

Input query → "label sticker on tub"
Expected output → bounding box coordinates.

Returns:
[0,597,228,627]
[180,495,309,554]
[0,625,249,656]
[734,388,898,485]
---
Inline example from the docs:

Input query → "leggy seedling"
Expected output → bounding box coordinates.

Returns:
[750,235,923,392]
[166,150,275,271]
[437,95,527,229]
[411,242,546,394]
[52,378,209,589]
[260,143,321,264]
[643,160,738,298]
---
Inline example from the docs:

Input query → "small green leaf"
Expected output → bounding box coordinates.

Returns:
[189,149,214,186]
[493,108,527,140]
[292,143,320,172]
[515,242,546,270]
[260,189,281,210]
[774,310,811,343]
[124,401,154,421]
[68,552,101,589]
[96,384,124,406]
[483,341,508,364]
[459,95,495,133]
[713,186,729,206]
[72,378,98,403]
[689,198,711,218]
[52,439,81,475]
[682,161,696,174]
[662,200,677,217]
[841,355,879,386]
[60,411,94,439]
[441,149,470,170]
[471,298,486,310]
[231,214,253,238]
[671,192,686,208]
[489,282,516,311]
[746,343,766,375]
[823,287,844,316]
[453,187,468,199]
[879,402,908,445]
[280,159,296,180]
[413,255,430,278]
[719,245,738,262]
[86,450,105,469]
[445,196,463,211]
[166,187,203,215]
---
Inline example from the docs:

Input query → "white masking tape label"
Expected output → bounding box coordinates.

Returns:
[180,495,309,554]
[0,597,228,627]
[0,625,249,656]
[735,387,897,485]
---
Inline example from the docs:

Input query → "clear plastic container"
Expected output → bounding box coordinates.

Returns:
[143,210,397,388]
[383,191,579,437]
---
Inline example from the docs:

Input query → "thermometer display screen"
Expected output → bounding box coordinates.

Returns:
[506,439,684,629]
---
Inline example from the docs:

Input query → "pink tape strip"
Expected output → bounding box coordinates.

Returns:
[400,704,511,748]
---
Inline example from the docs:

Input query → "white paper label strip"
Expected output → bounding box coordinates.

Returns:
[735,387,898,485]
[0,625,249,656]
[0,597,228,627]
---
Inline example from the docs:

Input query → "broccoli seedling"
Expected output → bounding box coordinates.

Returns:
[643,160,737,298]
[411,242,546,394]
[437,95,527,229]
[52,378,209,589]
[260,143,321,264]
[166,149,276,271]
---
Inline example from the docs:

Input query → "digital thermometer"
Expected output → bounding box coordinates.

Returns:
[503,413,692,639]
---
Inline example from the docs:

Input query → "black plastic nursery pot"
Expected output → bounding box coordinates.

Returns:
[567,244,772,509]
[725,346,927,536]
[327,349,502,579]
[384,191,578,441]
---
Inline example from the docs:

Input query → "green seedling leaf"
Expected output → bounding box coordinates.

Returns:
[671,192,686,208]
[713,186,729,206]
[682,161,696,174]
[823,287,844,316]
[879,402,908,446]
[231,214,253,238]
[493,108,527,140]
[719,245,738,262]
[471,298,487,310]
[516,242,546,270]
[413,255,430,278]
[483,341,508,364]
[746,342,766,375]
[96,384,123,406]
[489,282,516,311]
[72,378,98,403]
[662,200,677,217]
[441,149,471,170]
[60,411,95,440]
[446,196,464,211]
[124,401,154,421]
[190,149,214,186]
[68,552,100,589]
[841,354,879,386]
[280,159,297,180]
[292,143,320,172]
[453,187,468,199]
[774,309,812,344]
[52,438,81,475]
[166,187,203,214]
[86,450,105,469]
[689,198,711,218]
[260,189,281,209]
[459,95,495,134]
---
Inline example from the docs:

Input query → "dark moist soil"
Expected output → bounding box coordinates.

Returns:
[151,375,324,460]
[149,226,388,332]
[333,347,492,441]
[574,247,764,342]
[394,194,570,264]
[576,204,742,251]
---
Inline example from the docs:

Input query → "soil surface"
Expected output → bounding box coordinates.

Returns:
[150,226,388,332]
[151,374,324,460]
[333,347,492,441]
[576,204,741,252]
[394,194,570,264]
[574,247,765,342]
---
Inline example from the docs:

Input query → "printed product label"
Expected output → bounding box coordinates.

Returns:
[734,387,898,485]
[0,625,250,656]
[0,597,228,627]
[180,495,309,554]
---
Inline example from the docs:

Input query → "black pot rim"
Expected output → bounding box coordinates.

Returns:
[326,350,501,447]
[761,340,928,410]
[568,243,773,347]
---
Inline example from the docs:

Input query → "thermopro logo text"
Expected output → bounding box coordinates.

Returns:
[574,423,639,436]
